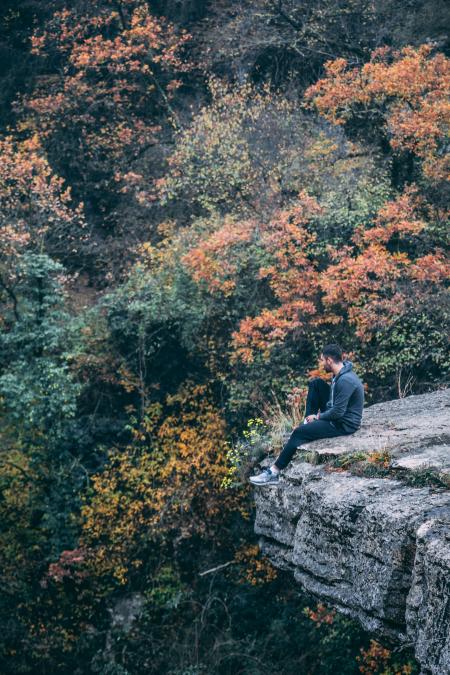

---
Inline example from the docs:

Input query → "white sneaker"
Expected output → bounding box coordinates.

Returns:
[249,468,279,485]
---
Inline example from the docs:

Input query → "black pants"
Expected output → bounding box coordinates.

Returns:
[274,378,351,470]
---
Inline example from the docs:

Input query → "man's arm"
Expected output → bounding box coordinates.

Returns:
[318,379,357,421]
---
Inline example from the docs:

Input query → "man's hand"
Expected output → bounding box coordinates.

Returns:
[305,414,318,423]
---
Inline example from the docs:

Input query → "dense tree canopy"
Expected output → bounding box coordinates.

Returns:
[0,1,447,672]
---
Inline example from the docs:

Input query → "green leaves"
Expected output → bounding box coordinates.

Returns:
[0,254,81,439]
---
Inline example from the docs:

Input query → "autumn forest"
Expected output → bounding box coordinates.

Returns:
[0,1,449,673]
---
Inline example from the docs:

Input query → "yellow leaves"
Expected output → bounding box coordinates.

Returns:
[79,380,242,585]
[356,638,414,675]
[157,73,322,216]
[304,135,339,162]
[117,364,140,393]
[234,544,277,586]
[367,449,391,468]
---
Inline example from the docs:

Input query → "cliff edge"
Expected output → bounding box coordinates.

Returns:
[253,388,450,675]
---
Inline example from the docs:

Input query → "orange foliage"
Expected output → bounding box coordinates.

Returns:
[234,544,277,585]
[182,191,330,363]
[180,180,447,360]
[306,367,332,381]
[17,2,192,202]
[132,44,449,371]
[304,602,336,626]
[182,216,254,295]
[356,639,414,674]
[0,133,88,269]
[367,450,391,468]
[355,186,426,245]
[305,45,450,182]
[320,188,450,340]
[181,176,449,358]
[80,381,243,584]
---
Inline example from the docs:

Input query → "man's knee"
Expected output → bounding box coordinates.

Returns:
[293,419,337,441]
[288,424,308,443]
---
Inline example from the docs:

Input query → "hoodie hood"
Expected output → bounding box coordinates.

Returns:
[334,359,353,380]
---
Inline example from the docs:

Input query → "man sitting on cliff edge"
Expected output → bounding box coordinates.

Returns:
[250,344,365,485]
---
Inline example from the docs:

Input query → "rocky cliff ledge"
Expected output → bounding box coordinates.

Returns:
[253,388,450,675]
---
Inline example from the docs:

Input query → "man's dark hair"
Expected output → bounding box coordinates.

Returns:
[321,343,343,363]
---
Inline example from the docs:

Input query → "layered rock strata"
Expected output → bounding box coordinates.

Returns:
[253,388,450,674]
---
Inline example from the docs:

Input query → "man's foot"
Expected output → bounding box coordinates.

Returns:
[249,467,279,485]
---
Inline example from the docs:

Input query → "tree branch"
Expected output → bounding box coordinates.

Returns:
[198,560,236,576]
[0,273,20,321]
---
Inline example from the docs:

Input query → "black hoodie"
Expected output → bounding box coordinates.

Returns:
[318,360,364,432]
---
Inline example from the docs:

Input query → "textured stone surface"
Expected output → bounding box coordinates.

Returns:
[252,388,450,674]
[295,388,450,462]
[391,445,450,472]
[406,517,450,675]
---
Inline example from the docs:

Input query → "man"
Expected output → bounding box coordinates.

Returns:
[249,344,364,485]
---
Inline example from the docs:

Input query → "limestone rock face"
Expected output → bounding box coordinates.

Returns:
[406,518,450,674]
[252,388,450,675]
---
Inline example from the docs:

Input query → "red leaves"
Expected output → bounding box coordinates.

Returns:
[409,251,450,283]
[304,602,336,626]
[41,548,88,587]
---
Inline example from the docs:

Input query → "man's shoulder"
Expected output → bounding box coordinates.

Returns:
[339,370,364,387]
